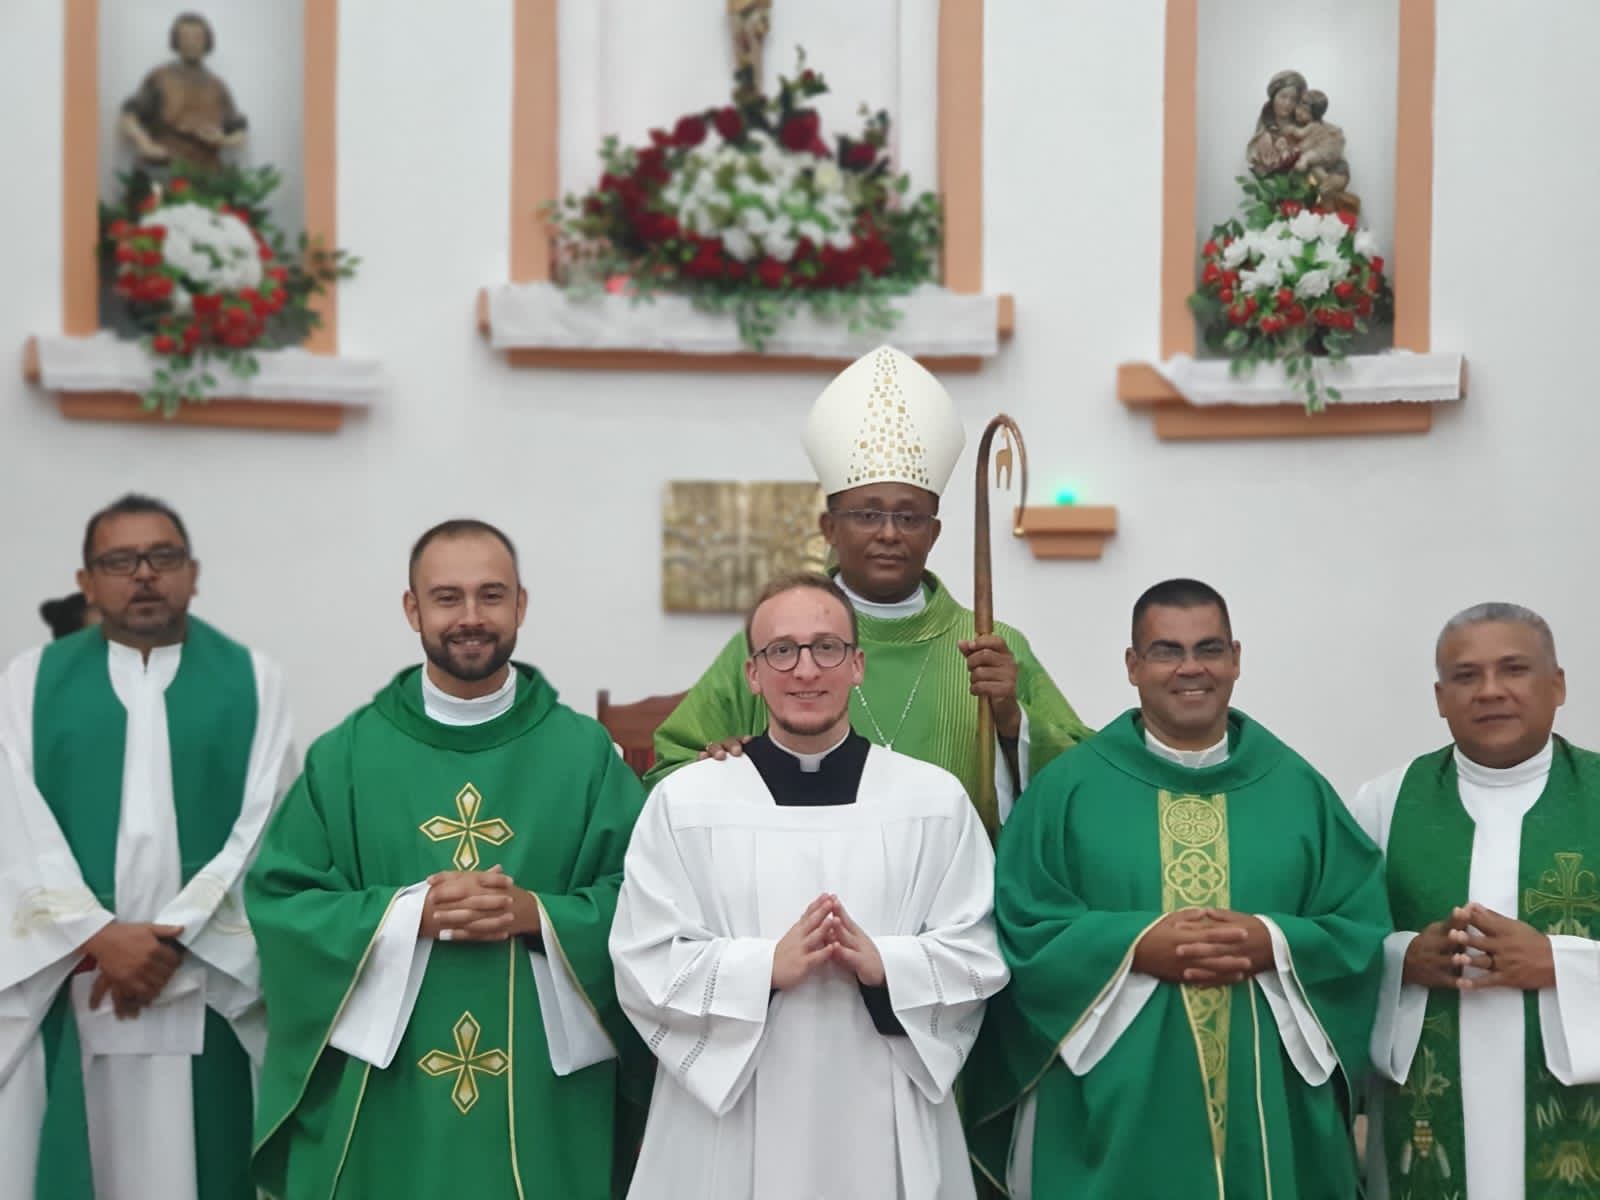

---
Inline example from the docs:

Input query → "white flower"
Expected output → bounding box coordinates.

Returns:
[1251,229,1301,263]
[763,230,798,262]
[145,202,263,293]
[1240,261,1282,292]
[1354,229,1379,257]
[1295,269,1331,299]
[1288,211,1324,242]
[1317,213,1348,244]
[825,225,856,251]
[1222,239,1250,268]
[813,162,843,194]
[722,227,757,261]
[796,220,825,246]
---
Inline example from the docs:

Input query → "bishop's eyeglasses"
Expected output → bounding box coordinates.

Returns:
[90,545,190,576]
[831,509,935,534]
[752,636,855,672]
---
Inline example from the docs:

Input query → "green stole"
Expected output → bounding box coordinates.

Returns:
[1383,737,1600,1198]
[29,621,259,1200]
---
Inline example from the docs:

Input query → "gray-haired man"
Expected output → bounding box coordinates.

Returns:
[1349,603,1600,1200]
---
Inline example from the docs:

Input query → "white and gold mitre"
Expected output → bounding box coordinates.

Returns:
[802,345,966,497]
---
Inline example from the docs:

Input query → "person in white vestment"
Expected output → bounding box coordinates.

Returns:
[611,571,1010,1200]
[0,494,296,1200]
[1352,603,1600,1200]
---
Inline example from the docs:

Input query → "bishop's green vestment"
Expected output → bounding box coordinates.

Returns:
[968,709,1391,1200]
[646,572,1091,827]
[245,665,646,1200]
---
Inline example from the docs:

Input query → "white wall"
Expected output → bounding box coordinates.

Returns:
[0,0,1595,797]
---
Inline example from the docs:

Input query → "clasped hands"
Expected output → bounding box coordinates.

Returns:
[419,865,542,945]
[1133,908,1273,987]
[771,893,885,990]
[79,921,186,1019]
[1402,903,1554,992]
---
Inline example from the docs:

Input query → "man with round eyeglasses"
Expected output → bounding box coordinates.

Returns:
[648,345,1091,835]
[613,571,1007,1199]
[0,492,296,1200]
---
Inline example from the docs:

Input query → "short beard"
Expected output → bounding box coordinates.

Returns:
[771,701,850,742]
[423,632,515,684]
[103,602,185,646]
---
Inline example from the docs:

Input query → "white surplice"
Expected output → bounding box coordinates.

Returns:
[1006,730,1339,1200]
[1351,738,1600,1200]
[324,666,614,1076]
[0,639,295,1200]
[611,743,1008,1200]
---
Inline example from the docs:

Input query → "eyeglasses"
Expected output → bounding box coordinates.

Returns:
[90,546,190,576]
[832,509,935,534]
[752,636,855,672]
[1138,639,1232,665]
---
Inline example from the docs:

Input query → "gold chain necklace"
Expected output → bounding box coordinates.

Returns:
[853,644,935,751]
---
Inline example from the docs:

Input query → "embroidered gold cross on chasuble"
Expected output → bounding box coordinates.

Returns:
[418,1011,510,1114]
[419,782,515,870]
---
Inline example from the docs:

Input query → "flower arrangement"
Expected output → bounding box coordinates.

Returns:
[550,55,942,349]
[100,164,358,416]
[1187,173,1392,411]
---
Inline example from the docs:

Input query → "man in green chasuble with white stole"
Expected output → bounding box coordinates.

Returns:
[0,494,297,1200]
[246,519,645,1200]
[970,578,1391,1199]
[648,345,1091,834]
[1352,604,1600,1200]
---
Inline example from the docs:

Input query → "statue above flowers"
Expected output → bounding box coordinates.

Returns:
[120,11,247,171]
[1244,69,1356,215]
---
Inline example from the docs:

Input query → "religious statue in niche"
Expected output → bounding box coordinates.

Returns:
[662,482,828,613]
[120,11,247,170]
[1186,68,1392,412]
[96,11,359,417]
[548,5,943,351]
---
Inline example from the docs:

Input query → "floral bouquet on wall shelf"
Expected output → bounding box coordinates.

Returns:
[1188,173,1393,412]
[548,54,942,350]
[99,164,359,416]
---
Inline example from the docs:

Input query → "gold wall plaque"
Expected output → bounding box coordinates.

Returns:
[662,481,828,613]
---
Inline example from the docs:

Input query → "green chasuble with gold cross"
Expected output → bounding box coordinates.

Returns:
[646,571,1092,831]
[244,664,647,1200]
[967,709,1391,1200]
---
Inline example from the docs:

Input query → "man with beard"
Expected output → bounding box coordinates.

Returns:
[612,572,1008,1199]
[648,345,1091,836]
[969,578,1390,1199]
[246,518,646,1199]
[0,492,296,1200]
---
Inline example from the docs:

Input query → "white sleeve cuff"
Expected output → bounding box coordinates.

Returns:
[1370,930,1428,1083]
[529,898,615,1076]
[1541,934,1600,1085]
[329,882,433,1069]
[1253,916,1336,1085]
[1059,962,1158,1075]
[996,709,1031,827]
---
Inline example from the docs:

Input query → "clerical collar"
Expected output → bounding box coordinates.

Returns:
[421,667,516,727]
[836,576,927,620]
[745,731,871,805]
[1455,736,1553,790]
[767,728,851,773]
[1145,727,1230,769]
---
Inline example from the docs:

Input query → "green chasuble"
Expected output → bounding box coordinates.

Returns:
[1382,737,1600,1198]
[646,571,1091,826]
[30,620,260,1200]
[245,664,647,1200]
[968,709,1391,1200]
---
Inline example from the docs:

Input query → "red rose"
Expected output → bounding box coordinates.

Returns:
[634,147,669,187]
[1244,295,1259,314]
[267,265,289,282]
[115,272,137,296]
[1221,270,1239,287]
[1333,281,1356,301]
[1218,286,1234,303]
[859,234,892,276]
[683,237,725,281]
[673,115,707,147]
[146,275,174,300]
[108,219,131,239]
[1201,261,1221,285]
[842,141,876,170]
[1337,210,1358,228]
[267,288,287,312]
[713,106,744,141]
[139,194,159,213]
[223,328,254,349]
[151,334,177,354]
[169,178,191,195]
[1364,273,1380,294]
[141,250,164,268]
[115,245,137,264]
[1276,287,1294,308]
[192,293,223,316]
[779,110,820,153]
[1280,201,1302,217]
[1284,304,1306,326]
[1369,256,1384,275]
[257,242,274,261]
[1227,302,1248,326]
[648,128,672,149]
[1356,294,1373,317]
[756,257,787,289]
[1261,316,1283,335]
[1202,239,1219,257]
[144,225,166,241]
